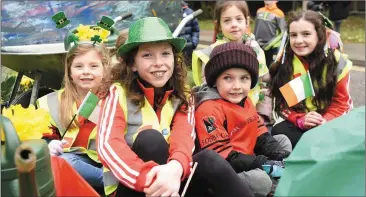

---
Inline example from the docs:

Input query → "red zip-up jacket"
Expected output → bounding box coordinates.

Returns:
[281,55,353,126]
[97,82,195,192]
[195,98,267,159]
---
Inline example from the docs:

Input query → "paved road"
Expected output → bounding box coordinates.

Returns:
[349,66,365,108]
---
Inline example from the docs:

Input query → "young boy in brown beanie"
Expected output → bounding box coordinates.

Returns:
[192,42,292,197]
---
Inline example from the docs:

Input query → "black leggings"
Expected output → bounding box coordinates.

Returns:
[271,120,306,148]
[116,129,254,197]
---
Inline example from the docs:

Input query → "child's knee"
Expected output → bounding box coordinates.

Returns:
[193,149,230,175]
[132,129,169,164]
[238,169,272,197]
[193,149,220,166]
[133,129,166,149]
[273,134,292,152]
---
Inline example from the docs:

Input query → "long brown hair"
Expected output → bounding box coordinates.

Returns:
[106,42,190,112]
[213,1,250,37]
[60,44,111,129]
[270,10,338,115]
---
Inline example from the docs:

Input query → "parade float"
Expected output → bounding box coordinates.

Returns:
[1,1,186,108]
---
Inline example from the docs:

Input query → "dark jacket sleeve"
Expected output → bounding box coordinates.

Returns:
[276,16,286,33]
[254,132,290,160]
[328,1,351,21]
[191,18,200,49]
[179,7,200,50]
[226,150,267,173]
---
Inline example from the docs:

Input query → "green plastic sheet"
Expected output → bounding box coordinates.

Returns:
[275,106,365,196]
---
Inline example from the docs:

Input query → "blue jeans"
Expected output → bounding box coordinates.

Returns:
[59,152,103,187]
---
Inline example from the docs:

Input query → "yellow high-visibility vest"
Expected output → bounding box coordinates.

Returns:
[37,90,99,162]
[292,49,352,112]
[103,83,181,195]
[191,40,225,86]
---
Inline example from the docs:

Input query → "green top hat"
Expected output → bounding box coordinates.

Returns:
[118,17,186,57]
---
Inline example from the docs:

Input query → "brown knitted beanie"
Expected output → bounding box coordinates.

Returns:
[205,42,259,88]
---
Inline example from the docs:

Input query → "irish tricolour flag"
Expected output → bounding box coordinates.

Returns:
[280,72,315,107]
[77,91,100,124]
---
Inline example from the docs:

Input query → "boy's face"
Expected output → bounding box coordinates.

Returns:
[132,42,174,88]
[219,5,247,43]
[215,68,251,104]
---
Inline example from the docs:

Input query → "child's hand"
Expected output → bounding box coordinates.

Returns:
[304,111,324,129]
[48,139,68,156]
[144,160,183,197]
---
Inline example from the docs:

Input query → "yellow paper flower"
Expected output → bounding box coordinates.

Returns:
[75,24,110,43]
[2,104,53,141]
[75,24,92,41]
[20,76,34,87]
[8,72,34,91]
[98,28,110,42]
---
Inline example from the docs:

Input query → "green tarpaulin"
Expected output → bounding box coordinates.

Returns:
[275,106,365,196]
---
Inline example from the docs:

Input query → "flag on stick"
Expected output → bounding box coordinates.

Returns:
[280,72,315,107]
[61,91,100,140]
[77,91,100,124]
[181,162,198,197]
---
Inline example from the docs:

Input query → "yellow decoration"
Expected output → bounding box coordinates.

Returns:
[20,76,34,88]
[8,72,34,90]
[2,104,53,141]
[75,24,110,43]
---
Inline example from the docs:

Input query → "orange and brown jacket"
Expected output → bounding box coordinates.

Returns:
[254,3,286,50]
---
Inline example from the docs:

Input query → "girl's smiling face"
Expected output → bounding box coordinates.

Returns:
[289,18,319,57]
[70,49,104,94]
[132,42,174,88]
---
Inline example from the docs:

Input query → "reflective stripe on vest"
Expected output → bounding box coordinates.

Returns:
[47,92,65,132]
[192,47,212,86]
[89,139,96,151]
[292,50,351,111]
[103,83,181,195]
[37,90,99,161]
[192,40,226,86]
[103,170,119,187]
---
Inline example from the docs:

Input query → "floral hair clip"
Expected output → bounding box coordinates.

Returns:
[52,11,115,48]
[317,12,344,55]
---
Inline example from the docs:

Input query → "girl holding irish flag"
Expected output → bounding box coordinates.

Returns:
[37,17,112,189]
[270,10,353,147]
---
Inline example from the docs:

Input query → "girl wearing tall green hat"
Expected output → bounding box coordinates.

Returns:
[97,17,254,197]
